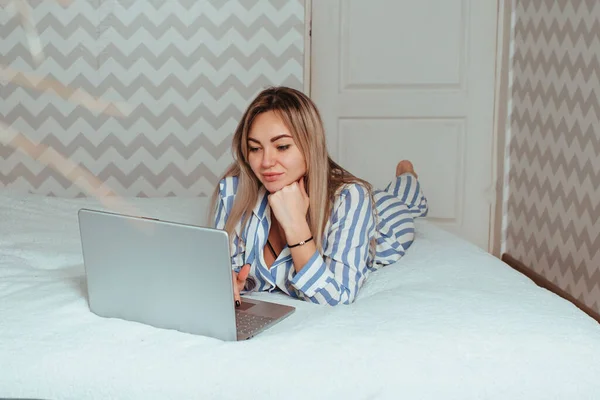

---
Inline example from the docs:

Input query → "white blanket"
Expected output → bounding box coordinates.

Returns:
[1,191,600,400]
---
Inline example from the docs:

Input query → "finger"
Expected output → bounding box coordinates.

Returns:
[235,264,251,307]
[232,271,241,306]
[238,263,251,283]
[279,182,293,192]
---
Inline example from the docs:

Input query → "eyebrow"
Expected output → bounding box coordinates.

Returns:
[248,134,293,144]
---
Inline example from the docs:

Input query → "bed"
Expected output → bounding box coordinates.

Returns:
[1,190,600,400]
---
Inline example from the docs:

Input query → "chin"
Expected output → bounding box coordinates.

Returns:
[262,178,294,193]
[263,182,283,193]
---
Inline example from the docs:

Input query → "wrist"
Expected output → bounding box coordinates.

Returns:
[284,222,312,246]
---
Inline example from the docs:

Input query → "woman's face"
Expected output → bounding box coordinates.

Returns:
[246,110,307,193]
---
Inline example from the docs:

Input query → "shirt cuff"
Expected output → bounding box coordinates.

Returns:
[290,250,333,297]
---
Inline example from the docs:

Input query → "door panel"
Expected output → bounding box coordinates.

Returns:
[338,118,463,221]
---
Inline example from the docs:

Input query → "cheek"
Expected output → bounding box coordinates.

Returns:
[295,153,307,172]
[247,155,260,174]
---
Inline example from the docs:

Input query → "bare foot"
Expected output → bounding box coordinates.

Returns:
[396,160,418,178]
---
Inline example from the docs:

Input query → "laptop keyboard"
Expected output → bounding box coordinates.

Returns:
[235,311,274,336]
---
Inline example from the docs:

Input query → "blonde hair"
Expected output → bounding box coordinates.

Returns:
[209,86,374,252]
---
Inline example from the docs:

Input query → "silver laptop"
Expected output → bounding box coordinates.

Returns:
[77,208,295,341]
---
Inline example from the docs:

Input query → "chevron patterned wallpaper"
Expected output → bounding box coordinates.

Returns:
[0,0,305,197]
[506,0,600,315]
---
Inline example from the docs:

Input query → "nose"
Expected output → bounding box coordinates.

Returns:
[261,148,276,168]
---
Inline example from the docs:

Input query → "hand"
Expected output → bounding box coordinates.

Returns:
[232,263,250,306]
[267,178,309,232]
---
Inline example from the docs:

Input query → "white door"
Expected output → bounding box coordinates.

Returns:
[310,0,498,250]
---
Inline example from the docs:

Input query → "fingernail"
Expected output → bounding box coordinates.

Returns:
[235,300,241,307]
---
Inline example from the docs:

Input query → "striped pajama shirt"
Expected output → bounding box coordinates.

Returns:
[213,173,428,305]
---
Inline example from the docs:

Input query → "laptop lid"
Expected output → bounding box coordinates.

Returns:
[78,208,238,341]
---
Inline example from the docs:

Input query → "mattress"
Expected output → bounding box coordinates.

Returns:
[1,191,600,400]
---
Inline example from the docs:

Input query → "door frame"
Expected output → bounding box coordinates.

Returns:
[489,0,513,257]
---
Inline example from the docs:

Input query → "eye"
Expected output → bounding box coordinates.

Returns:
[277,145,290,151]
[248,146,261,153]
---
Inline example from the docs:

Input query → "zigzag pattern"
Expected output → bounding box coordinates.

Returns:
[2,163,220,189]
[0,0,306,197]
[2,73,301,102]
[5,42,303,70]
[506,0,600,314]
[2,13,303,41]
[2,133,232,160]
[4,171,218,198]
[2,103,249,130]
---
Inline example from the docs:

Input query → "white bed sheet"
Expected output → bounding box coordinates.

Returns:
[1,191,600,400]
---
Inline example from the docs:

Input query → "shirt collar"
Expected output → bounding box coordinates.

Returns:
[252,185,270,220]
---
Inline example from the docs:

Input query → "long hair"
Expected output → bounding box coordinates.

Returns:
[209,86,374,253]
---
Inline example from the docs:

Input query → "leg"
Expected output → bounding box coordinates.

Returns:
[371,160,429,267]
[382,160,428,217]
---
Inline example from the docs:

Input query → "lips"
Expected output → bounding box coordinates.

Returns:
[263,172,283,182]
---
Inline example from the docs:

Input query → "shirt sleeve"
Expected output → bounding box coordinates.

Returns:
[213,177,244,272]
[289,183,375,306]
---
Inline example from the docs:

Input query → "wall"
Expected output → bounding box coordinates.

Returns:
[503,0,600,315]
[0,0,305,197]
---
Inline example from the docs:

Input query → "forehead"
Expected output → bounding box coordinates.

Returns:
[248,110,293,139]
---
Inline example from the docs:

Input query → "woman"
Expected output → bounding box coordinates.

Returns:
[209,86,428,306]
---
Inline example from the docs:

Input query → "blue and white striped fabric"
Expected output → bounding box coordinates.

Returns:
[213,174,428,305]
